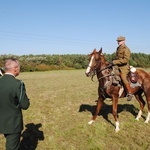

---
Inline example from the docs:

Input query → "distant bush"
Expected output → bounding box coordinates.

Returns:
[0,52,150,72]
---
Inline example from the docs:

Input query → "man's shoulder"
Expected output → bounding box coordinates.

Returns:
[2,75,21,84]
[119,44,130,51]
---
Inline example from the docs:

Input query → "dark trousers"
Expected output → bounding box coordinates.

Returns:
[4,132,21,150]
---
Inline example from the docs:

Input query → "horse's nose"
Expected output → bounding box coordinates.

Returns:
[85,72,89,77]
[85,66,91,76]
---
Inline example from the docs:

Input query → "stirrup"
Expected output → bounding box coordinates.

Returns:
[127,93,133,101]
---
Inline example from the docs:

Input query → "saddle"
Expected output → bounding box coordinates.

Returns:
[128,66,138,83]
[128,66,141,88]
[110,65,121,86]
[110,66,139,87]
[103,65,121,88]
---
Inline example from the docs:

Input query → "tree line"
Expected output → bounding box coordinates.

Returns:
[0,52,150,72]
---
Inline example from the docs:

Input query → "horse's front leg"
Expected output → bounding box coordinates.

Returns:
[88,97,104,125]
[112,96,120,132]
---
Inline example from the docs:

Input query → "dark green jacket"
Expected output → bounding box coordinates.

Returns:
[0,74,30,134]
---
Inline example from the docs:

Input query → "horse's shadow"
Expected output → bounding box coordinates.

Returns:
[79,101,142,127]
[19,123,44,150]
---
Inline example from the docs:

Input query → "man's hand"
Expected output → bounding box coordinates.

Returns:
[108,62,114,68]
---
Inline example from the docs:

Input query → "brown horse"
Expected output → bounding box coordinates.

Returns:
[85,48,150,132]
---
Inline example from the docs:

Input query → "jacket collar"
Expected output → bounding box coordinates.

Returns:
[4,73,15,78]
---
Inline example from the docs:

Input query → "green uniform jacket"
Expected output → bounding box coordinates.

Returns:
[0,74,30,134]
[112,44,131,72]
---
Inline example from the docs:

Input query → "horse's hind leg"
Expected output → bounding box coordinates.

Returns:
[145,95,150,123]
[145,111,150,123]
[88,97,104,125]
[134,92,145,121]
[135,91,150,123]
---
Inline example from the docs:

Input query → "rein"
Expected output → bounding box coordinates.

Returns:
[91,66,112,81]
[99,65,112,72]
[96,65,112,80]
[98,73,111,81]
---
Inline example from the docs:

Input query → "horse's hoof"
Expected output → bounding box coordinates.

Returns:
[135,117,139,121]
[115,128,120,133]
[144,120,149,123]
[88,120,94,125]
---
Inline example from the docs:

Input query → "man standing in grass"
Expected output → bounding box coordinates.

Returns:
[0,58,30,150]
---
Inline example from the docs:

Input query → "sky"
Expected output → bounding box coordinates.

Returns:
[0,0,150,55]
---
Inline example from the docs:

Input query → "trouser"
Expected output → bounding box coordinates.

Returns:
[120,69,129,84]
[4,132,21,150]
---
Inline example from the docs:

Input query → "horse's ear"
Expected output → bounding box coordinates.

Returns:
[93,48,97,53]
[99,47,102,52]
[99,47,103,55]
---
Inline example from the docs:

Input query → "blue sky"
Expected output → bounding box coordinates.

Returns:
[0,0,150,55]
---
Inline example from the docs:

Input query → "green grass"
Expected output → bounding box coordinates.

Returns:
[0,70,150,150]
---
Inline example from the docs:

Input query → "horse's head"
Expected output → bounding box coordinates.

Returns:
[85,48,105,77]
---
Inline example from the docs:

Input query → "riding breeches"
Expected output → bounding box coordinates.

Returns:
[120,68,129,84]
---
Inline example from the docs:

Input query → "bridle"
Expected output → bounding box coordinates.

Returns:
[86,50,113,99]
[88,58,112,81]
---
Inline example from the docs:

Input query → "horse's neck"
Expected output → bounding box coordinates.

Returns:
[96,64,108,80]
[96,57,109,79]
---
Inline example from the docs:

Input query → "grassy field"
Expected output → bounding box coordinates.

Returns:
[0,70,150,150]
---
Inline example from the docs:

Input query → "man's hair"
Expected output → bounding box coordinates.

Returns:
[4,58,19,71]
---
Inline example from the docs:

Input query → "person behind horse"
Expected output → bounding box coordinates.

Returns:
[0,58,30,150]
[111,36,134,101]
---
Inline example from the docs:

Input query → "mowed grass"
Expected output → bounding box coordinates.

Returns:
[0,69,150,150]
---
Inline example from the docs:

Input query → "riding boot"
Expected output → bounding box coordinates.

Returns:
[125,83,135,101]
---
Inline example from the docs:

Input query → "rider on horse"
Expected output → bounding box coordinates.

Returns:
[111,36,134,101]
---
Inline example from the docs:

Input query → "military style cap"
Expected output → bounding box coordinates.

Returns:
[116,36,125,41]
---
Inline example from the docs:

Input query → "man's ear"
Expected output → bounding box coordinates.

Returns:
[14,67,18,74]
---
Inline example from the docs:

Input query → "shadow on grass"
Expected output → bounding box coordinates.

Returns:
[79,101,139,127]
[19,123,44,150]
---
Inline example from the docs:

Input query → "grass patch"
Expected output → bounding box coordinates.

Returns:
[0,70,150,150]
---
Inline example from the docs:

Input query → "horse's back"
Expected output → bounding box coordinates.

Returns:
[137,69,150,80]
[136,69,150,94]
